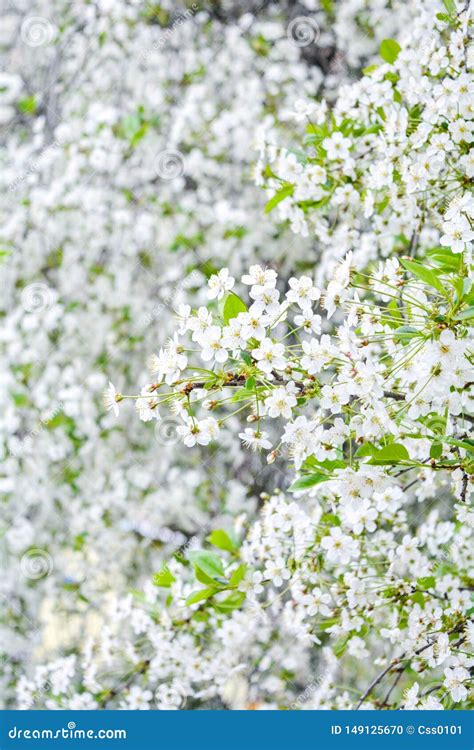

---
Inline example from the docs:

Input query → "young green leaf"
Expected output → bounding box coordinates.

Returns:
[223,293,247,324]
[380,38,401,64]
[185,587,217,606]
[229,564,247,587]
[368,443,410,465]
[288,473,329,493]
[354,442,378,458]
[188,550,226,581]
[208,529,236,553]
[400,257,446,295]
[213,591,246,613]
[454,306,474,322]
[265,184,294,214]
[393,325,420,343]
[153,568,176,588]
[442,0,456,14]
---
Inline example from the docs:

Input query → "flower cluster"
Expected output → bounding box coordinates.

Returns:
[257,3,474,280]
[121,252,473,488]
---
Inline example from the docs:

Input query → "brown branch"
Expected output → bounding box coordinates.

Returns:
[383,390,405,401]
[381,666,404,707]
[356,627,465,709]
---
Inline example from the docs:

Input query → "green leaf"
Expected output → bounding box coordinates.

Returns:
[411,591,425,606]
[400,258,446,295]
[393,325,420,343]
[445,437,474,454]
[430,443,442,459]
[319,617,340,631]
[223,293,247,324]
[450,276,465,303]
[302,457,346,472]
[185,587,217,606]
[376,194,390,214]
[368,443,410,465]
[393,89,402,105]
[417,576,436,589]
[354,442,377,458]
[188,550,226,581]
[426,247,461,272]
[245,376,256,391]
[213,591,246,613]
[195,567,223,586]
[454,306,474,322]
[153,568,176,588]
[380,38,401,64]
[117,112,149,146]
[12,393,29,407]
[333,638,348,658]
[265,184,294,214]
[229,564,247,587]
[18,96,37,115]
[288,473,329,492]
[208,529,236,553]
[442,0,456,13]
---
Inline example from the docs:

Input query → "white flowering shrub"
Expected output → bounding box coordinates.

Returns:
[3,0,473,712]
[257,0,474,280]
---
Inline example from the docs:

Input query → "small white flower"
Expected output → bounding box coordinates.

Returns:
[207,269,235,300]
[135,386,161,422]
[177,417,219,447]
[320,527,359,565]
[443,666,470,703]
[199,326,229,363]
[252,338,286,375]
[440,215,474,254]
[103,382,121,417]
[264,385,297,419]
[322,131,352,161]
[242,265,277,290]
[238,428,272,451]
